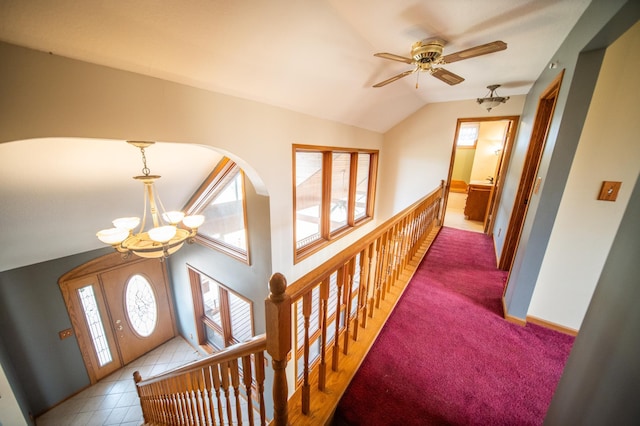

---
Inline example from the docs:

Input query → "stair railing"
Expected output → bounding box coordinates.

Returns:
[132,181,443,426]
[134,334,268,425]
[266,182,444,425]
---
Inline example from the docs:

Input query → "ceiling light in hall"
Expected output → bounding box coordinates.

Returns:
[96,141,204,259]
[477,84,510,112]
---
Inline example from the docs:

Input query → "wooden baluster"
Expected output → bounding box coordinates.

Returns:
[343,259,354,355]
[318,278,328,391]
[195,369,207,426]
[301,291,311,414]
[203,365,216,426]
[242,354,255,426]
[332,266,344,372]
[211,364,225,426]
[230,359,243,425]
[220,361,233,424]
[367,240,378,319]
[179,374,193,425]
[375,233,388,307]
[354,249,368,336]
[265,273,291,426]
[254,351,267,425]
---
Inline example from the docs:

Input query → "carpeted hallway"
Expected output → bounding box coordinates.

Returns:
[334,227,575,426]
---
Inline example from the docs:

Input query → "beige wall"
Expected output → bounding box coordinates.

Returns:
[529,22,640,330]
[0,42,383,283]
[379,96,526,220]
[470,121,508,182]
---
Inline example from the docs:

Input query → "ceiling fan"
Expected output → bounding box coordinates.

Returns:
[372,39,507,88]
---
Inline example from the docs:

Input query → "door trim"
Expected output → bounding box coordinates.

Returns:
[442,115,520,238]
[499,70,565,272]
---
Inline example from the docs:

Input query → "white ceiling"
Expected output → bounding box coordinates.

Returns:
[0,0,592,272]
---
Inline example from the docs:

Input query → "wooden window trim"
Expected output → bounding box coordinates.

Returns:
[188,265,255,353]
[293,145,378,263]
[184,158,251,264]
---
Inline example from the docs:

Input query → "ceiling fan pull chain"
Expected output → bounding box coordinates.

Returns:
[416,70,420,89]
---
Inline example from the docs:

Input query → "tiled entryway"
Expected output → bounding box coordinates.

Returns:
[36,336,202,425]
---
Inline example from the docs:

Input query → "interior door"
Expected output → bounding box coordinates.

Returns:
[100,260,176,365]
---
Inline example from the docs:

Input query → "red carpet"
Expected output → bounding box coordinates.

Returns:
[334,227,574,426]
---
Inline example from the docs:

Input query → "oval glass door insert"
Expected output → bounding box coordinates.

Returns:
[125,274,158,337]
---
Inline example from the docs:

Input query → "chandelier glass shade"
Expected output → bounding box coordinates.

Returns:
[96,141,204,259]
[477,84,510,112]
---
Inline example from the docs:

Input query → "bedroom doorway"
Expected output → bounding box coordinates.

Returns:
[59,253,177,383]
[442,116,519,235]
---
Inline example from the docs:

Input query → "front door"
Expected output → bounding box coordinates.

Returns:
[101,260,175,364]
[59,253,176,383]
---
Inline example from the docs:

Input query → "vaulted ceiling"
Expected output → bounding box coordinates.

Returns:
[0,0,592,271]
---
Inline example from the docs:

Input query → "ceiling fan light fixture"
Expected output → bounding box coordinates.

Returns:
[477,84,510,112]
[96,141,204,259]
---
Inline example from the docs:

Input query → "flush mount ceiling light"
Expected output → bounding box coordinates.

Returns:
[477,84,510,112]
[96,141,204,259]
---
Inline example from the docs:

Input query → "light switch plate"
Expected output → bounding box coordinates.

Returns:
[598,181,621,201]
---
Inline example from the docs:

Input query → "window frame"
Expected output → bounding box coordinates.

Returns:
[456,122,480,149]
[188,265,255,353]
[293,144,378,263]
[184,158,250,264]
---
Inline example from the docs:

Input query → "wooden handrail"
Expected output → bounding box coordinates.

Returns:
[131,182,444,426]
[286,184,443,300]
[268,182,444,425]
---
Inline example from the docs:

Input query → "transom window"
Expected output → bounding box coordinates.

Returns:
[188,266,254,352]
[293,145,378,262]
[185,158,250,263]
[456,122,480,148]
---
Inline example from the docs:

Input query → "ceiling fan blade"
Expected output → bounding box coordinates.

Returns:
[442,40,507,63]
[373,69,415,87]
[374,52,414,64]
[431,68,465,85]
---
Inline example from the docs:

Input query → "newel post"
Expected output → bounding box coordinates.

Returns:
[265,273,291,426]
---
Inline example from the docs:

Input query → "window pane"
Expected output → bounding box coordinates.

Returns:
[201,277,222,327]
[77,285,112,367]
[229,291,253,343]
[354,154,370,220]
[330,153,350,232]
[205,325,225,350]
[296,151,323,248]
[197,171,247,252]
[125,275,158,337]
[457,123,479,147]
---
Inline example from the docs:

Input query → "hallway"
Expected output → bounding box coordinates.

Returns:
[36,337,201,425]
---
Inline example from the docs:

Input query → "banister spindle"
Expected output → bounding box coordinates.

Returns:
[302,291,312,414]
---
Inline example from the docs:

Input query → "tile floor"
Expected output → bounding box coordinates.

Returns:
[36,336,202,426]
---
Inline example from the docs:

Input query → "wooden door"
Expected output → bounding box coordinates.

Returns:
[100,260,176,365]
[60,253,176,383]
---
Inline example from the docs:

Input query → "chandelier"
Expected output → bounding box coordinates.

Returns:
[477,84,510,112]
[96,141,204,259]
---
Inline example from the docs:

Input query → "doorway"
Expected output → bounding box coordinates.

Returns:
[499,70,565,272]
[442,116,519,236]
[59,253,177,383]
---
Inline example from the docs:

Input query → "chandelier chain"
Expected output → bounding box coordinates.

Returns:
[139,147,151,176]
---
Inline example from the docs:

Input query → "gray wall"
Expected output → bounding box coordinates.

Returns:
[497,0,639,318]
[545,174,640,424]
[0,247,112,418]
